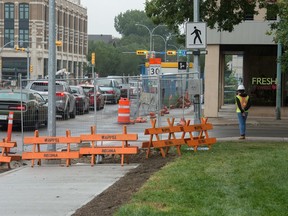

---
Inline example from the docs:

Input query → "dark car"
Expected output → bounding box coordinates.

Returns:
[70,85,89,114]
[79,84,105,110]
[0,89,48,130]
[26,80,76,120]
[95,78,121,104]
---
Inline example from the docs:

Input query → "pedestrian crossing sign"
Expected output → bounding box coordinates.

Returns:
[186,22,207,49]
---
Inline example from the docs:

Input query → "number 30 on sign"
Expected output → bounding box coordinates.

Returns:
[149,65,161,76]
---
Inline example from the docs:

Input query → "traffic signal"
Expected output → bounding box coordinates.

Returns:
[14,46,25,52]
[91,52,96,65]
[30,65,33,73]
[136,50,148,55]
[55,41,62,46]
[167,50,176,56]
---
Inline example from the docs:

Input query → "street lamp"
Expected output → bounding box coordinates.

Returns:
[135,23,166,58]
[153,34,169,62]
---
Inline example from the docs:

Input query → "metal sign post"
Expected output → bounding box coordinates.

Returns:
[47,0,56,151]
[185,0,206,125]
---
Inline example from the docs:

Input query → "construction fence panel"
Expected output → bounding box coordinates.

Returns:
[0,74,200,153]
[127,73,198,119]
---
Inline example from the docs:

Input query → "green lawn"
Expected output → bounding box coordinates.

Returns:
[115,141,288,216]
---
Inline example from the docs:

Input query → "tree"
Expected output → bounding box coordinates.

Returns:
[145,0,288,71]
[114,10,156,37]
[85,10,184,77]
[269,0,288,72]
[145,0,263,33]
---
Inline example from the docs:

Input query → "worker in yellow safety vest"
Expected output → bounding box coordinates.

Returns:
[235,84,251,140]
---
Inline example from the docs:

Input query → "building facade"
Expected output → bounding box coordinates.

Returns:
[204,2,288,117]
[0,0,88,81]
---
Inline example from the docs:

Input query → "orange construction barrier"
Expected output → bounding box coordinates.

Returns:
[80,125,138,166]
[0,139,21,169]
[6,112,14,142]
[22,130,81,167]
[118,98,130,124]
[142,118,217,158]
[142,118,186,158]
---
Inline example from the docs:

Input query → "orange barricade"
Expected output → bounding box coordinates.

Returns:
[0,139,21,169]
[80,125,138,166]
[118,98,130,124]
[142,118,217,158]
[183,120,217,151]
[22,130,80,167]
[142,118,186,158]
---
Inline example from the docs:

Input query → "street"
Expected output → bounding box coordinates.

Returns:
[1,102,288,153]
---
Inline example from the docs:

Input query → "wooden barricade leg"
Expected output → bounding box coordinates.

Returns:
[156,132,166,158]
[166,118,182,156]
[66,130,71,167]
[1,139,11,169]
[146,119,156,158]
[121,125,127,166]
[90,126,96,166]
[30,130,40,167]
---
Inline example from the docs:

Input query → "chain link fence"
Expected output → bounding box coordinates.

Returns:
[0,73,202,152]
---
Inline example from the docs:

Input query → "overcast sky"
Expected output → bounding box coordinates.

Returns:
[81,0,145,37]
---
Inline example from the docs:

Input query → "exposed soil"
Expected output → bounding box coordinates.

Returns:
[0,150,176,216]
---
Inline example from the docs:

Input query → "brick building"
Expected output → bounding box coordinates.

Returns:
[0,0,88,81]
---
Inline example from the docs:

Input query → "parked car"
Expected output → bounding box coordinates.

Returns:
[107,76,131,98]
[0,89,48,130]
[70,85,90,114]
[79,84,105,110]
[26,80,76,120]
[95,78,121,104]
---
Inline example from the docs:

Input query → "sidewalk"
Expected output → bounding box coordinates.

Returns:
[0,163,138,216]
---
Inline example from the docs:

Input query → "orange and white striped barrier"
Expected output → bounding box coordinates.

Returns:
[118,98,130,124]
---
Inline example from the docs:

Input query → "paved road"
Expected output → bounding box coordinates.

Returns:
[1,103,288,153]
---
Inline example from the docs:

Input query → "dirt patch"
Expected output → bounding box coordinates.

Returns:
[72,150,176,216]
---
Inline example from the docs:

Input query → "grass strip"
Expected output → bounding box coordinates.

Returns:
[115,141,288,216]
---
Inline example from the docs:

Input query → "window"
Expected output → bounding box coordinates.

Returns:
[4,29,14,47]
[19,3,29,20]
[19,29,29,47]
[5,3,14,19]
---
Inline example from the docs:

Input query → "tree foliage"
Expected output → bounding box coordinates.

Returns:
[269,0,288,72]
[145,0,264,32]
[145,0,288,72]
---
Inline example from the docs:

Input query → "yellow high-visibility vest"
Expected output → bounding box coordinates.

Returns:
[236,95,249,113]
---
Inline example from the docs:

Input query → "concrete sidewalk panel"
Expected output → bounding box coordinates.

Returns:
[0,164,138,216]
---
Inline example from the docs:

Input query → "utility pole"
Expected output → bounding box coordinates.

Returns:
[47,0,56,150]
[275,15,282,120]
[193,0,201,124]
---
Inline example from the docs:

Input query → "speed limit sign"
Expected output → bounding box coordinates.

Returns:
[149,58,162,76]
[149,65,161,76]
